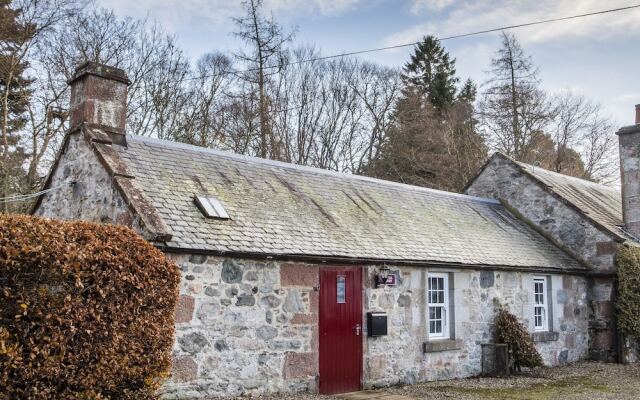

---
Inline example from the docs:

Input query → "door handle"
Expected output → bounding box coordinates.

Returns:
[355,324,361,336]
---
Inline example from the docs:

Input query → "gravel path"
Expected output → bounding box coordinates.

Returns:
[214,361,640,400]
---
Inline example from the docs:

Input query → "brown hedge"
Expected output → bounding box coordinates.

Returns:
[0,214,181,399]
[495,306,543,371]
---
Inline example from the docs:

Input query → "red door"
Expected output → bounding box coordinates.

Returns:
[319,266,363,394]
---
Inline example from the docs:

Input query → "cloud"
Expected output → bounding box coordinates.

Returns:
[267,0,362,16]
[385,0,640,46]
[98,0,361,31]
[409,0,456,14]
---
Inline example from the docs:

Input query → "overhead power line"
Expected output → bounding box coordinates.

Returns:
[159,3,640,83]
[0,182,74,204]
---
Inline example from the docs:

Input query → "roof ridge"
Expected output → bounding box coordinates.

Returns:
[128,135,501,205]
[491,152,627,243]
[497,152,618,192]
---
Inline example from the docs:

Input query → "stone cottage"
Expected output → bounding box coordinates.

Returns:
[32,62,636,398]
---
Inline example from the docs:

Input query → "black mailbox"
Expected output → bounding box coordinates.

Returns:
[367,312,387,337]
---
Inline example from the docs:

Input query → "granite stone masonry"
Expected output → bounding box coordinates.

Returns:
[160,256,320,398]
[160,258,589,397]
[35,132,139,229]
[362,266,588,388]
[466,154,621,362]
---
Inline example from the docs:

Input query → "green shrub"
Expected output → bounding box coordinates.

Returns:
[495,305,543,371]
[0,214,181,399]
[615,244,640,339]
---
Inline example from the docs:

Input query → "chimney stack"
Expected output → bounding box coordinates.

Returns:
[617,105,640,236]
[68,62,130,145]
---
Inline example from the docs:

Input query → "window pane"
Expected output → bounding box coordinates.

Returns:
[336,276,345,304]
[430,320,435,333]
[435,320,442,333]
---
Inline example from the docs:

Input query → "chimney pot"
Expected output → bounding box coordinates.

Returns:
[68,62,130,145]
[635,104,640,125]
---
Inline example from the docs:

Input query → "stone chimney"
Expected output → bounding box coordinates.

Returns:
[67,62,130,145]
[617,104,640,236]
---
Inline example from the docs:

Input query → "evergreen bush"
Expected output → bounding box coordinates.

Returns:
[615,244,640,339]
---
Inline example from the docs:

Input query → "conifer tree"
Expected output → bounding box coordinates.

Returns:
[0,0,34,213]
[402,35,458,112]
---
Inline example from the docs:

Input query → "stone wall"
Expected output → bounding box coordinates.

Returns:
[160,256,589,398]
[363,266,589,388]
[466,156,618,361]
[34,132,138,229]
[161,256,320,399]
[466,157,617,272]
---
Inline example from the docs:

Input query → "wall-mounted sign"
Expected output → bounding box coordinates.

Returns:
[375,272,397,287]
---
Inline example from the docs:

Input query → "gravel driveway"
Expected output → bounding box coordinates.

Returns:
[219,361,640,400]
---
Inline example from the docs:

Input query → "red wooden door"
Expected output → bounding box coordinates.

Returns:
[319,266,363,394]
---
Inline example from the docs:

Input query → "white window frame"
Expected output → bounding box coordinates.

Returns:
[533,276,548,332]
[427,272,450,340]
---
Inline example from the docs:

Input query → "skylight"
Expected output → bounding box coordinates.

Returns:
[194,195,229,219]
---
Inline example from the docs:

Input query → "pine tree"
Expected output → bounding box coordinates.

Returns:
[457,78,477,104]
[402,35,458,112]
[0,0,35,213]
[365,47,487,192]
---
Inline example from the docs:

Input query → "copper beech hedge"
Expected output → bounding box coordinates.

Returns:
[0,214,181,399]
[495,306,543,372]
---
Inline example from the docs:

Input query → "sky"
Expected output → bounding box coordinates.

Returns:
[97,0,640,126]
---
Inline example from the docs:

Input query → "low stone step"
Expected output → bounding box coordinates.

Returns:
[336,390,416,400]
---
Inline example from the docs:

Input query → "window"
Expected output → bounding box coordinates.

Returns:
[336,275,346,304]
[533,277,548,331]
[428,273,449,339]
[194,195,229,219]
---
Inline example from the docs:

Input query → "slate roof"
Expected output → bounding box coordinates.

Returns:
[108,135,582,271]
[468,152,629,242]
[514,160,627,240]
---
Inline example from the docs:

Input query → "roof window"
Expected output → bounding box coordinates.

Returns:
[194,195,229,219]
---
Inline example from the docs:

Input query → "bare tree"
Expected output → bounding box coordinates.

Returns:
[233,0,294,160]
[550,90,617,183]
[480,32,553,160]
[177,53,234,147]
[37,7,195,140]
[349,61,401,174]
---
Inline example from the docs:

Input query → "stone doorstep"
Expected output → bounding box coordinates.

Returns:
[337,391,415,400]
